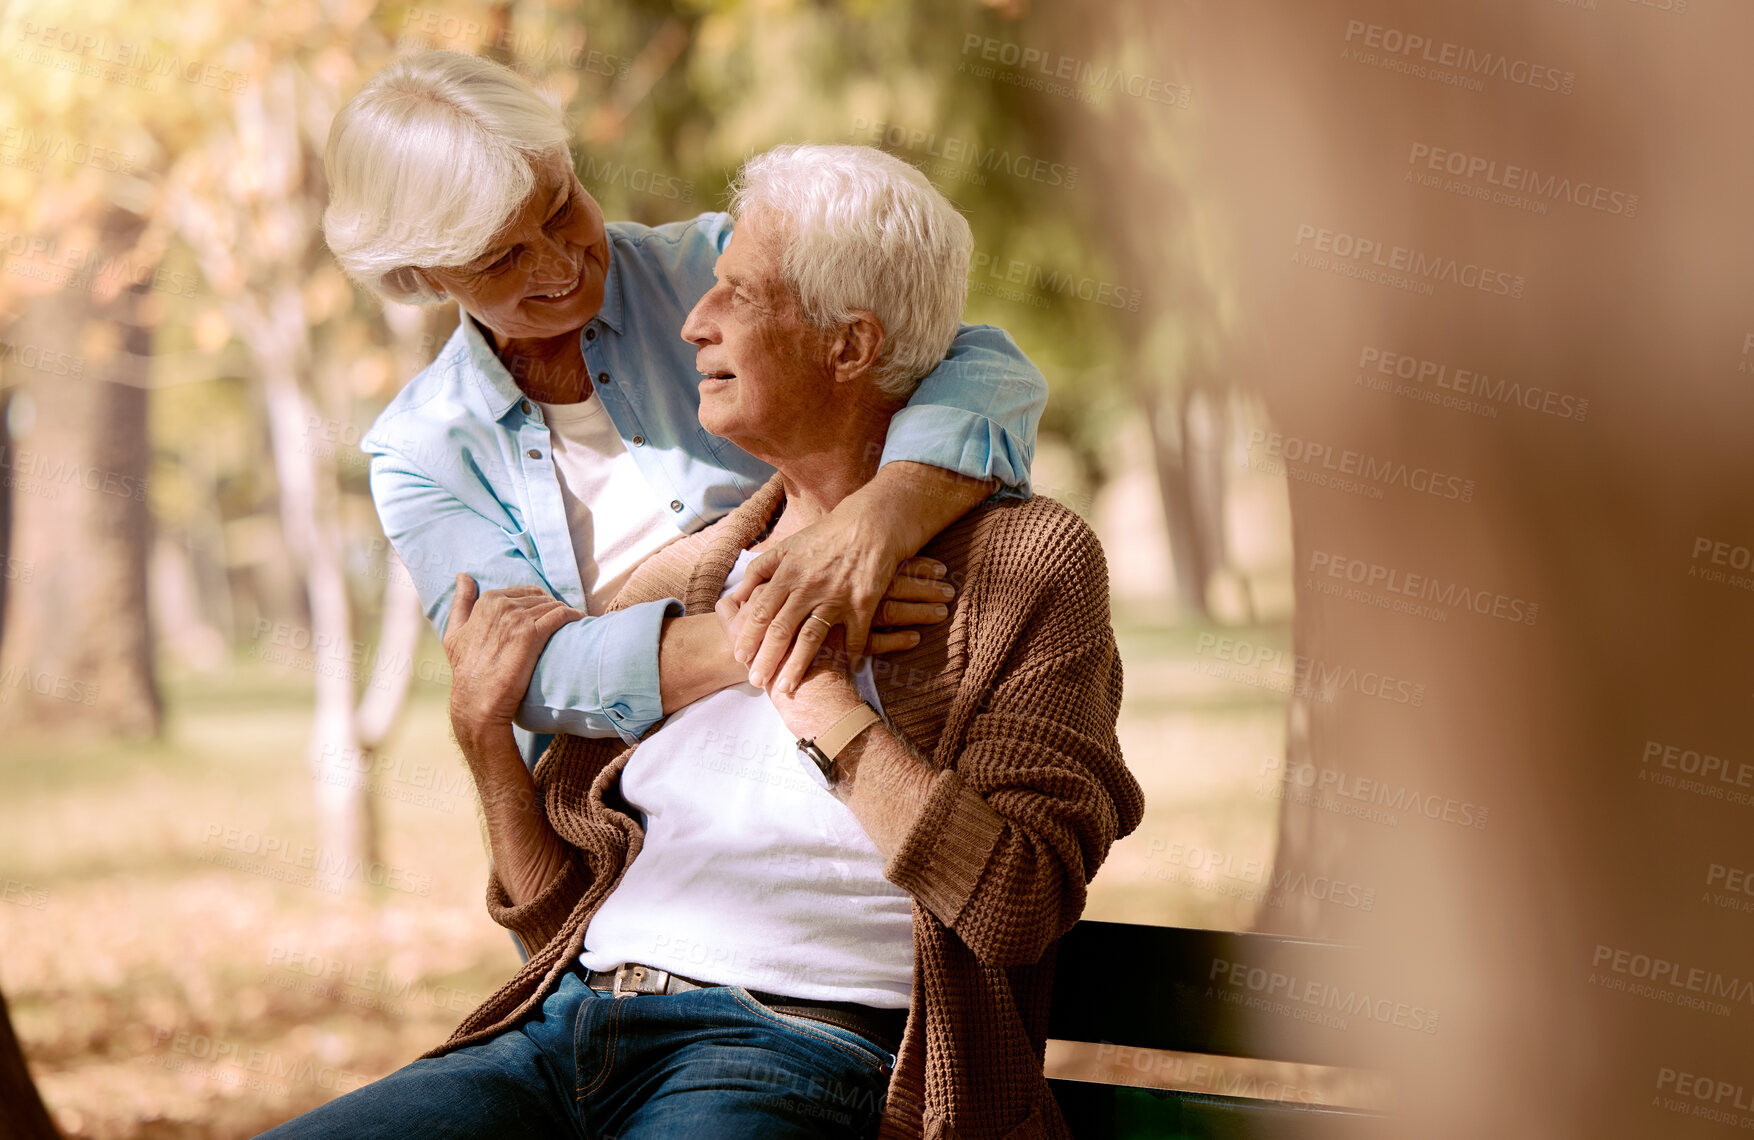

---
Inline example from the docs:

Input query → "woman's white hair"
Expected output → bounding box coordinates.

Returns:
[322,50,571,305]
[728,144,971,399]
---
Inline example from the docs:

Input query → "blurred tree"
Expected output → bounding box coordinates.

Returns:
[0,32,167,734]
[0,983,59,1140]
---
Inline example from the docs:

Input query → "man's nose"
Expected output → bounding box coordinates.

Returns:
[680,296,717,344]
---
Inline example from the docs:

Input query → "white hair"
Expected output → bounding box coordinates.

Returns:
[322,50,572,305]
[728,144,972,399]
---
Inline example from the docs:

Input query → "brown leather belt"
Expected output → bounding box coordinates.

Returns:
[583,962,906,1059]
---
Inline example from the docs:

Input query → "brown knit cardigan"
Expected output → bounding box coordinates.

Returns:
[426,475,1145,1140]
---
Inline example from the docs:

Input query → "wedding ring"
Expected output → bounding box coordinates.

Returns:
[803,613,834,633]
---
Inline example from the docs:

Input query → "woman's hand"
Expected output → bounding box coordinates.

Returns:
[722,461,989,695]
[720,549,954,695]
[444,573,584,749]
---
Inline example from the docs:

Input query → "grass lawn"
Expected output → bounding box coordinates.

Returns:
[0,614,1291,1137]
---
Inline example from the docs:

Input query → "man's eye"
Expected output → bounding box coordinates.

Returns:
[487,250,516,273]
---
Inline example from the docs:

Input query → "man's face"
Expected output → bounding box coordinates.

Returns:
[680,213,834,458]
[423,151,610,341]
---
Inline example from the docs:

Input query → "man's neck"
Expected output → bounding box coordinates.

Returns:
[761,400,899,544]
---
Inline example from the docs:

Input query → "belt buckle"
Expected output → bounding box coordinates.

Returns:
[611,963,668,996]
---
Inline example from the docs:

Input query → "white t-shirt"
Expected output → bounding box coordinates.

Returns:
[535,394,684,615]
[577,551,915,1008]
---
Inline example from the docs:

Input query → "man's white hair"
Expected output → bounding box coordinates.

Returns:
[322,50,571,305]
[728,144,972,399]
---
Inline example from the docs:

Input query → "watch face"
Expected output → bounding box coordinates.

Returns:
[797,742,834,790]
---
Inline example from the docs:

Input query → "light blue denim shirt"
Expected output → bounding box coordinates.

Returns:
[362,212,1044,765]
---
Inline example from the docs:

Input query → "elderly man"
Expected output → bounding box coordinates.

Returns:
[262,144,1141,1140]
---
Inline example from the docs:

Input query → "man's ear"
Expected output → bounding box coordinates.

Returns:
[831,311,885,383]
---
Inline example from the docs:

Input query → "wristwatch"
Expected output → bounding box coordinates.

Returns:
[797,702,883,790]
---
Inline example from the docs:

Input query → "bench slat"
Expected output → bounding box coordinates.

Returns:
[1047,921,1401,1069]
[1048,1078,1394,1140]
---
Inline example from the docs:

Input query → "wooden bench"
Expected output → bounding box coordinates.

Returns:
[1045,920,1399,1138]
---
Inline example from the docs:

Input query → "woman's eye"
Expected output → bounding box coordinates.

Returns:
[487,250,516,273]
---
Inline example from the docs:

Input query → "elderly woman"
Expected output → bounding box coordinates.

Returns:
[322,51,1048,769]
[261,142,1142,1140]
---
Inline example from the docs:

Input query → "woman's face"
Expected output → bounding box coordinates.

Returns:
[423,151,610,342]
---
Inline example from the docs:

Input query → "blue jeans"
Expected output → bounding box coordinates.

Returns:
[256,963,895,1139]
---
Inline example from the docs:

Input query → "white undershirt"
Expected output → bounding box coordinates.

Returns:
[577,550,915,1008]
[535,394,683,615]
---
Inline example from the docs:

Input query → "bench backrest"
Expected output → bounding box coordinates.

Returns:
[1045,920,1399,1139]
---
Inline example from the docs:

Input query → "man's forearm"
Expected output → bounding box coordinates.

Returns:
[848,460,998,563]
[831,726,939,863]
[455,723,572,906]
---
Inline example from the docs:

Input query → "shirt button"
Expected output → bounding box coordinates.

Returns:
[669,500,683,512]
[631,435,645,446]
[520,400,532,415]
[585,327,596,341]
[527,449,542,460]
[598,372,611,385]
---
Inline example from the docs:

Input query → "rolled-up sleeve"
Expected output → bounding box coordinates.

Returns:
[368,447,678,745]
[878,323,1045,498]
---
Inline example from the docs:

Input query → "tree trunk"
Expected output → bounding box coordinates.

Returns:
[0,984,61,1140]
[0,207,160,736]
[1139,382,1228,619]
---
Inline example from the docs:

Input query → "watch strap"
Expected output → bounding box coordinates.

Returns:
[811,701,883,760]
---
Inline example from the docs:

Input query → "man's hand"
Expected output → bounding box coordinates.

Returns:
[444,573,584,748]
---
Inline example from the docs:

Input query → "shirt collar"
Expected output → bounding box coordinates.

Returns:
[457,313,528,422]
[456,239,627,421]
[593,237,627,335]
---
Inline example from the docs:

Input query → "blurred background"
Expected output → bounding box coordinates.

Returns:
[1,0,1750,1137]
